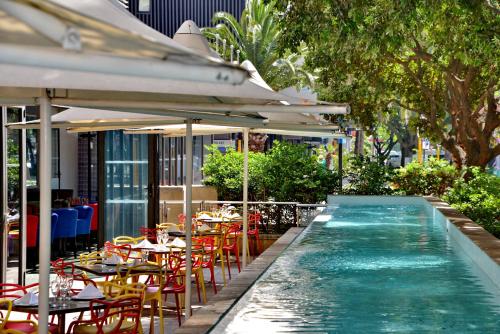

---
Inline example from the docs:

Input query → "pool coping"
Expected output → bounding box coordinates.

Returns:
[175,227,305,334]
[424,196,500,266]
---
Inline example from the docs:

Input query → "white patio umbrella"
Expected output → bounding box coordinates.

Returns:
[0,2,349,328]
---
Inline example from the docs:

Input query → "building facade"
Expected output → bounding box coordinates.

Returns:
[127,0,246,37]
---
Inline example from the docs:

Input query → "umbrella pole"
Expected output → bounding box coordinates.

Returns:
[38,92,52,334]
[184,118,193,320]
[242,128,249,268]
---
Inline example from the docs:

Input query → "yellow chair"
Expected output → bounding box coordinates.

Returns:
[116,263,165,334]
[112,235,144,245]
[79,251,103,265]
[156,223,182,232]
[0,299,39,334]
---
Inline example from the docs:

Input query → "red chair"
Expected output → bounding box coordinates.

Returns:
[222,224,242,279]
[247,213,262,256]
[138,227,159,242]
[193,237,218,294]
[50,258,97,296]
[67,295,143,334]
[88,203,98,232]
[104,242,132,261]
[162,254,187,326]
[26,215,39,249]
[0,283,58,334]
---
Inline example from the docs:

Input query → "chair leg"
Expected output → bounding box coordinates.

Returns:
[195,273,201,302]
[210,265,217,294]
[198,269,207,303]
[218,250,226,286]
[234,247,241,273]
[73,237,77,259]
[158,297,164,334]
[226,250,232,279]
[256,234,262,255]
[174,293,182,326]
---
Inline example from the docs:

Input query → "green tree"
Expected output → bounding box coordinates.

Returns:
[278,0,500,168]
[202,0,313,90]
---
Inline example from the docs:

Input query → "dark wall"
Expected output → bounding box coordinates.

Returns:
[128,0,246,37]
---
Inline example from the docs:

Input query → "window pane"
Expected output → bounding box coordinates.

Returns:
[104,131,148,240]
[138,0,150,12]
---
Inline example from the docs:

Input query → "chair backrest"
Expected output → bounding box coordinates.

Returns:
[51,258,76,276]
[0,283,32,300]
[177,213,186,224]
[74,205,94,220]
[104,242,132,261]
[26,215,39,248]
[113,236,142,245]
[51,213,59,242]
[222,223,241,248]
[118,263,163,288]
[248,213,261,230]
[156,223,181,232]
[88,202,98,231]
[80,251,103,265]
[87,295,142,334]
[101,282,146,300]
[52,208,78,238]
[192,237,216,264]
[0,299,13,330]
[138,227,159,241]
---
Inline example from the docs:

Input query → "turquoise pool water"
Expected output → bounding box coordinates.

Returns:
[215,204,500,333]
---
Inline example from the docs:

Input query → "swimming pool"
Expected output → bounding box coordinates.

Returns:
[211,198,500,333]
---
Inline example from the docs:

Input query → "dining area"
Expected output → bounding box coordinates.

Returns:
[0,208,263,333]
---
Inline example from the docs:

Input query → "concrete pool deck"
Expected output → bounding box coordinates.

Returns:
[175,227,304,334]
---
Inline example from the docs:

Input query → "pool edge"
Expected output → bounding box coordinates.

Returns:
[175,227,305,334]
[424,196,500,289]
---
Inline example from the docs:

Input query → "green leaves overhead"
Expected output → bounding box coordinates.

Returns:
[278,0,499,168]
[202,0,314,90]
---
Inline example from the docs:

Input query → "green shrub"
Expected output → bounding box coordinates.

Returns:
[444,168,500,237]
[262,141,340,203]
[202,142,339,203]
[343,156,394,195]
[392,158,458,196]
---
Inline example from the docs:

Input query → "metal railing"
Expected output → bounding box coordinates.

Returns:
[159,200,326,233]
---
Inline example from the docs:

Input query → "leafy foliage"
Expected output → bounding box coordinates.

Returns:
[202,0,313,90]
[202,142,339,203]
[277,0,500,168]
[262,141,339,202]
[343,156,394,195]
[444,168,500,237]
[392,159,459,196]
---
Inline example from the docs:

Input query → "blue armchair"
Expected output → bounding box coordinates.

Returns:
[74,205,94,252]
[52,208,78,258]
[51,213,59,243]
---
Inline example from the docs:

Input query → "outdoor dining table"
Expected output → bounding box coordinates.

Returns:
[2,297,107,333]
[196,217,243,225]
[168,229,223,238]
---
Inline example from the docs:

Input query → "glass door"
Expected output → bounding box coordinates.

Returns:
[104,131,148,240]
